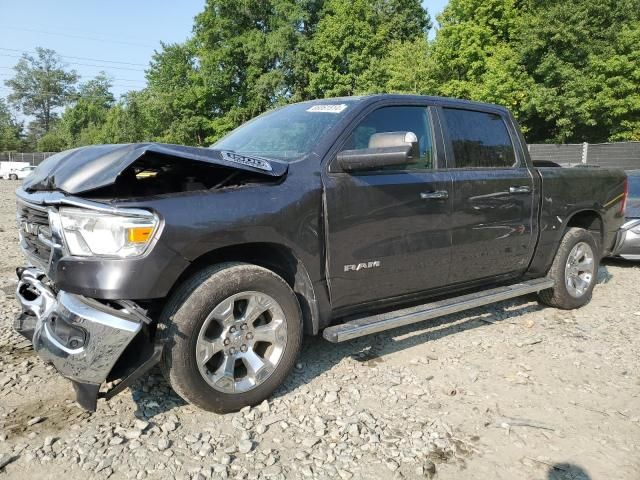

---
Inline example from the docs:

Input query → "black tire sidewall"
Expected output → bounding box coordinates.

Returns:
[160,263,302,413]
[544,228,599,309]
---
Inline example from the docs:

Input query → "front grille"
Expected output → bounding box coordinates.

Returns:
[17,202,52,264]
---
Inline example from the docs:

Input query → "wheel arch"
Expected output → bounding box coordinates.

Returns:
[526,207,605,278]
[564,209,604,255]
[170,242,321,335]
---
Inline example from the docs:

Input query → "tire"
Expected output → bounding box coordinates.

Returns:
[158,262,303,413]
[9,174,17,180]
[538,227,600,309]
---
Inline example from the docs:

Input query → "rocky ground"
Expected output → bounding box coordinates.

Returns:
[0,179,638,480]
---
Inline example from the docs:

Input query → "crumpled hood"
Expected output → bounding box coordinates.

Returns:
[23,143,288,194]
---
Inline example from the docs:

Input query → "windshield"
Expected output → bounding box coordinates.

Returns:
[212,101,356,161]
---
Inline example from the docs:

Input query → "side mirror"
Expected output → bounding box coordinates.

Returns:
[337,131,419,172]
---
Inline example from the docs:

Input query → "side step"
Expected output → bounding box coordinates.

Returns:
[323,277,554,343]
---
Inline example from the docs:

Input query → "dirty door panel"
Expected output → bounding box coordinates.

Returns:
[441,107,536,283]
[325,172,452,308]
[448,168,536,282]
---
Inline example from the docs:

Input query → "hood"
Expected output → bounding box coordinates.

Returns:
[23,143,289,194]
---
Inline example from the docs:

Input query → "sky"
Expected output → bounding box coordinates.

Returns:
[0,0,205,102]
[0,0,448,111]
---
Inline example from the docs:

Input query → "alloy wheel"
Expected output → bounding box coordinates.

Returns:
[565,241,595,298]
[195,291,287,393]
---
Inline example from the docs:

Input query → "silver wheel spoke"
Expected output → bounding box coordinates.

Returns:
[252,322,281,343]
[575,275,589,291]
[576,257,593,271]
[209,354,236,392]
[242,349,267,377]
[211,297,236,326]
[242,294,271,325]
[197,337,224,364]
[242,349,274,384]
[575,244,586,261]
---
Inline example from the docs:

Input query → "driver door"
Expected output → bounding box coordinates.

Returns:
[324,105,453,310]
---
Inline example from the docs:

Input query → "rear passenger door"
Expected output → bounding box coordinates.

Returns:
[440,107,536,284]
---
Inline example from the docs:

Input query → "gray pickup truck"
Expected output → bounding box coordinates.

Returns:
[14,95,627,413]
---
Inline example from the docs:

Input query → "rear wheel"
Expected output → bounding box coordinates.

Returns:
[9,174,17,180]
[159,263,302,413]
[538,227,599,309]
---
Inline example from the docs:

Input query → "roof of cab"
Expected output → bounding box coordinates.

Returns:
[302,93,511,114]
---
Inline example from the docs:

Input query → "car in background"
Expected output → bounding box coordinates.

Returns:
[7,165,37,180]
[0,161,29,179]
[612,170,640,260]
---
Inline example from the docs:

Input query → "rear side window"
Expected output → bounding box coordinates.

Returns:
[442,108,516,168]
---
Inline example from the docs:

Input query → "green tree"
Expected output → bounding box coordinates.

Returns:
[592,22,640,141]
[428,0,526,97]
[37,131,67,152]
[4,48,79,133]
[98,91,152,144]
[143,42,212,145]
[59,73,115,146]
[517,0,640,142]
[192,0,325,141]
[375,36,436,94]
[0,98,23,151]
[306,0,431,97]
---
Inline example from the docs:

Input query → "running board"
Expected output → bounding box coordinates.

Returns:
[323,277,554,343]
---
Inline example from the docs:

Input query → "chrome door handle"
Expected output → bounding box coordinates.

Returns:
[509,186,531,194]
[420,190,449,200]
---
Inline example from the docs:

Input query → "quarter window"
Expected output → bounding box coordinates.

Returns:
[343,106,434,170]
[442,108,516,168]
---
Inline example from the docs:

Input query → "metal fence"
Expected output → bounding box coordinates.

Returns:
[0,152,57,166]
[528,142,640,170]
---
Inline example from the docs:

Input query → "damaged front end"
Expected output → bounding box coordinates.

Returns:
[15,267,160,410]
[14,143,288,410]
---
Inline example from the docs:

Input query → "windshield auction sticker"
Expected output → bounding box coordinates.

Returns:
[306,104,348,113]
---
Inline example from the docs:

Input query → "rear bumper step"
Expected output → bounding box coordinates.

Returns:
[323,277,554,343]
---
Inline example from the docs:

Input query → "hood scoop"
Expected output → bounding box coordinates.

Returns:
[23,143,288,195]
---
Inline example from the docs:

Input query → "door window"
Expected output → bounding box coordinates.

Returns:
[344,106,434,170]
[442,108,517,168]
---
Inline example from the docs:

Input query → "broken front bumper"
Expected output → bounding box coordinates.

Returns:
[14,267,149,410]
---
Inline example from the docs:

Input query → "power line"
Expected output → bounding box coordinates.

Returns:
[0,53,145,71]
[0,25,156,48]
[0,72,145,83]
[0,92,143,102]
[0,47,147,67]
[0,22,158,44]
[0,83,145,93]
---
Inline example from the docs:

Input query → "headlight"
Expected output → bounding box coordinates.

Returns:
[59,207,159,257]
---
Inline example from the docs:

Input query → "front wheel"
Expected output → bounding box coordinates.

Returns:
[9,174,17,180]
[538,227,599,309]
[159,263,302,413]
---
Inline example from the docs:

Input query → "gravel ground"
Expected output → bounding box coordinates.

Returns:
[0,179,639,480]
